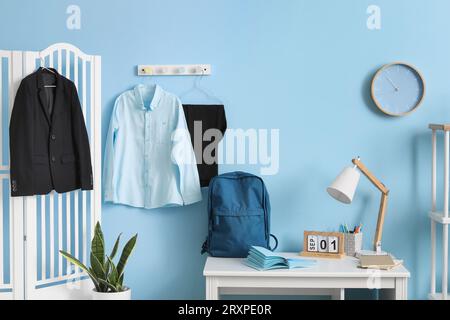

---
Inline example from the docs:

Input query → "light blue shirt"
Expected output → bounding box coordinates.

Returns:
[103,84,202,209]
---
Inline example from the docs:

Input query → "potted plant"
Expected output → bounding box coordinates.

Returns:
[60,222,137,300]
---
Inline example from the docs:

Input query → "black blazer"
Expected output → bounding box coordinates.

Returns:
[9,67,93,197]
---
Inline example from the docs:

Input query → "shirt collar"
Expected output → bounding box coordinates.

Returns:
[133,84,162,111]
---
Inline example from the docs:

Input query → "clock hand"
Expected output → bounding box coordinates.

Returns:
[385,75,399,92]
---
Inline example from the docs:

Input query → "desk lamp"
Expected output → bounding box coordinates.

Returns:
[327,157,389,254]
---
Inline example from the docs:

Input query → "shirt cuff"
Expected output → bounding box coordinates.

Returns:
[183,191,202,205]
[104,189,113,201]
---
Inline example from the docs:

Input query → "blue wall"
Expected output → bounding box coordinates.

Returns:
[1,0,450,299]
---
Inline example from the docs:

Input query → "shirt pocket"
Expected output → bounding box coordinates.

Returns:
[157,121,170,144]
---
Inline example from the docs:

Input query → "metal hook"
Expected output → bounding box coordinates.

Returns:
[39,56,56,75]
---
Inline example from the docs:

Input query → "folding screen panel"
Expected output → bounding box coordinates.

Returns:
[0,50,20,300]
[0,43,101,300]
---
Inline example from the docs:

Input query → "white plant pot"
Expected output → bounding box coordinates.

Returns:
[92,288,131,300]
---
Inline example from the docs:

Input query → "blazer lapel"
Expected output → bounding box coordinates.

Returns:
[37,88,51,125]
[50,74,63,123]
[36,67,60,126]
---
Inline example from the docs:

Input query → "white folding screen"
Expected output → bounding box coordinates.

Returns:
[0,50,22,300]
[0,43,101,300]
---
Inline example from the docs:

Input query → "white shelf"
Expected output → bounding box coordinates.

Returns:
[429,126,450,301]
[429,211,450,224]
[429,293,450,300]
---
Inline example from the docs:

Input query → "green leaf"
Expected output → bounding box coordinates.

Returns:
[110,233,122,260]
[104,233,121,277]
[90,267,107,292]
[119,272,124,287]
[60,250,90,274]
[91,222,105,266]
[117,234,137,277]
[104,258,111,279]
[60,250,100,291]
[98,279,118,293]
[90,252,105,280]
[107,256,119,287]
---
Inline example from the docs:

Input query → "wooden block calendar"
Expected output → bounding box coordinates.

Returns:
[300,231,345,259]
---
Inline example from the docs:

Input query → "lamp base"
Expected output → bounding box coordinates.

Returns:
[355,250,389,258]
[355,242,386,257]
[354,250,404,267]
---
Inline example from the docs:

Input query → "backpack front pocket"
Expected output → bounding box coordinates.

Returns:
[210,209,267,257]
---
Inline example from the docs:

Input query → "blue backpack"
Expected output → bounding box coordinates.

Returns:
[201,171,278,257]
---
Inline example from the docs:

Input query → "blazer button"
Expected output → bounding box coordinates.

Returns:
[51,156,56,162]
[51,134,56,140]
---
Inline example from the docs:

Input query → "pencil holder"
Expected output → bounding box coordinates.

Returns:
[344,233,363,257]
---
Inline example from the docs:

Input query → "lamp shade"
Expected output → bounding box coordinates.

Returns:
[327,166,361,204]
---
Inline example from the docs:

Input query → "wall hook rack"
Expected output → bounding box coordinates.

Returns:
[137,64,211,76]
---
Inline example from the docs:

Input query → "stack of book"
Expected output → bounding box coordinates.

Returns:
[244,246,317,271]
[358,254,403,270]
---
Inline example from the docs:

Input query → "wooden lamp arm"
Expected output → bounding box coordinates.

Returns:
[352,158,389,195]
[352,158,389,253]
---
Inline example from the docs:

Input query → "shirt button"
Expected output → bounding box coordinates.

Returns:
[51,134,56,140]
[51,156,56,162]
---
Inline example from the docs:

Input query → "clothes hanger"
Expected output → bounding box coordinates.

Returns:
[39,57,57,88]
[179,68,224,105]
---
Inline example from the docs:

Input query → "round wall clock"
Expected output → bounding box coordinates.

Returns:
[371,62,425,116]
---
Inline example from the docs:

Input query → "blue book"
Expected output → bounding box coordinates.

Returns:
[244,246,317,271]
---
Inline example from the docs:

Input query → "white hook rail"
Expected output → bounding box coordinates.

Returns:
[137,64,211,76]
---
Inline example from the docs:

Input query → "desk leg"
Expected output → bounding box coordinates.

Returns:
[331,288,345,300]
[206,277,219,300]
[379,278,408,300]
[394,277,408,300]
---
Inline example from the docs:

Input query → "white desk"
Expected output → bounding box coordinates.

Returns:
[203,253,410,300]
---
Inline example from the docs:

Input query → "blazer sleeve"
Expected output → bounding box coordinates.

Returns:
[9,80,33,196]
[171,100,202,205]
[70,82,93,190]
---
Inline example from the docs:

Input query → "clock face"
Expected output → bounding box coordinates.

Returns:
[371,63,425,116]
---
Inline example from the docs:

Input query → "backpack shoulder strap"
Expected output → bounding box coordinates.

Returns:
[269,234,278,251]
